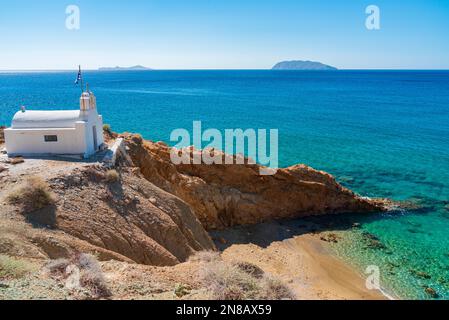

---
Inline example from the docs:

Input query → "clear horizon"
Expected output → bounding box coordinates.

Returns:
[1,0,448,70]
[2,67,449,71]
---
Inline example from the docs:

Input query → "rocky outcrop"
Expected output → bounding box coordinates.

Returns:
[46,165,215,265]
[0,161,215,266]
[0,218,133,263]
[1,132,384,267]
[0,126,5,144]
[123,134,384,230]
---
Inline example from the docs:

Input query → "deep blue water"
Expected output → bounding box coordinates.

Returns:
[1,70,449,299]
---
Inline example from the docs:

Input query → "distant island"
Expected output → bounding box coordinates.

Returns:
[98,65,151,71]
[272,60,337,70]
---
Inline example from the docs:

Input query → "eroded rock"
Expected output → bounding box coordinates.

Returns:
[123,133,386,230]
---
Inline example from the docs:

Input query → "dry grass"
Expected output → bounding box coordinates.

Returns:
[102,124,118,143]
[234,261,265,279]
[46,258,71,277]
[45,253,111,299]
[257,276,296,300]
[174,283,191,297]
[86,167,121,184]
[7,176,56,212]
[103,124,111,133]
[85,166,105,182]
[200,261,259,300]
[105,169,120,183]
[188,250,221,263]
[192,251,295,300]
[0,255,36,279]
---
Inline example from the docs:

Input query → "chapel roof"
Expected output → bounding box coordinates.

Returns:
[11,110,82,129]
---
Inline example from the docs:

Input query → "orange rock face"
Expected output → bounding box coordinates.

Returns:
[123,134,384,230]
[47,166,215,265]
[0,125,5,144]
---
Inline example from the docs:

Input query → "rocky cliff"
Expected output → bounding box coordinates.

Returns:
[123,134,383,230]
[1,133,384,267]
[0,133,388,299]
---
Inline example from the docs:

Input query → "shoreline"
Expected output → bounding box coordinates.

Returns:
[212,220,388,300]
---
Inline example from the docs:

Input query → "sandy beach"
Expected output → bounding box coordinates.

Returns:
[212,220,387,300]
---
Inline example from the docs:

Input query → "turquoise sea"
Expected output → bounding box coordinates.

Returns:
[1,70,449,299]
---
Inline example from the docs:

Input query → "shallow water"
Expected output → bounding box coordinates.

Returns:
[1,70,448,299]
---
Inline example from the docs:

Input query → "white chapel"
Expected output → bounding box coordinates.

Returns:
[4,90,104,159]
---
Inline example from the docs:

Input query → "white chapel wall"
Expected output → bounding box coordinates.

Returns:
[5,123,87,157]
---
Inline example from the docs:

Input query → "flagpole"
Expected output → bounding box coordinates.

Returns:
[78,65,86,111]
[79,65,84,93]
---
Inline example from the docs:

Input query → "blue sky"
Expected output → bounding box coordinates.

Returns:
[0,0,448,69]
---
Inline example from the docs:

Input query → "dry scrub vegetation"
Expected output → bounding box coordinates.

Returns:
[85,167,120,184]
[45,253,111,299]
[0,255,37,279]
[190,251,295,300]
[102,124,111,134]
[105,169,120,183]
[7,176,56,212]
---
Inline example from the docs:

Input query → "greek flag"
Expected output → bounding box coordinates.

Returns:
[75,67,82,85]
